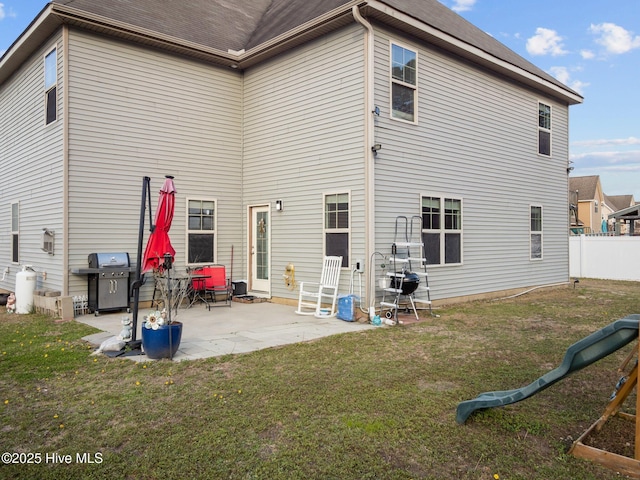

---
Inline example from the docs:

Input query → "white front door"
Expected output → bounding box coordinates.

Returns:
[250,206,270,293]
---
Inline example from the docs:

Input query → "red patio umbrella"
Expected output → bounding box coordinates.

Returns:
[142,176,176,273]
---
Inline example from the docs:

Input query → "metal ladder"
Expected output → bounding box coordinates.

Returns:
[380,216,433,323]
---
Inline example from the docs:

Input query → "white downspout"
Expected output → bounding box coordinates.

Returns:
[352,6,376,318]
[63,25,70,296]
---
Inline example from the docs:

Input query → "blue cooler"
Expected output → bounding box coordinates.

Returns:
[337,294,356,322]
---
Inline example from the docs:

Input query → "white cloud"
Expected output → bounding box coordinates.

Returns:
[548,66,589,95]
[568,79,589,95]
[589,23,640,55]
[451,0,477,12]
[0,2,16,21]
[571,149,640,198]
[571,149,640,166]
[526,28,568,56]
[573,137,640,147]
[580,49,595,60]
[549,66,570,84]
[570,151,640,198]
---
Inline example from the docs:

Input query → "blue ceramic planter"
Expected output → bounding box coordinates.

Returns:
[141,322,182,359]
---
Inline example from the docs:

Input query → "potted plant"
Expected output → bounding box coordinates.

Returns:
[140,254,186,360]
[141,309,182,360]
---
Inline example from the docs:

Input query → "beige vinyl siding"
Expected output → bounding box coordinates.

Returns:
[243,25,366,300]
[373,27,570,300]
[66,30,243,298]
[0,33,65,292]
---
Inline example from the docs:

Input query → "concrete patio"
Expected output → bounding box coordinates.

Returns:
[77,300,374,361]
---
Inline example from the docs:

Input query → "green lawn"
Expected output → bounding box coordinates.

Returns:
[1,279,639,479]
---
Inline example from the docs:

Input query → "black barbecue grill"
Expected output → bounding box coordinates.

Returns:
[390,271,420,295]
[86,252,132,315]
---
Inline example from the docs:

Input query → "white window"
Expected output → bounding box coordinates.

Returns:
[44,48,57,125]
[391,43,417,123]
[324,193,349,268]
[538,102,551,156]
[11,203,19,263]
[530,205,543,260]
[187,199,216,265]
[422,196,462,265]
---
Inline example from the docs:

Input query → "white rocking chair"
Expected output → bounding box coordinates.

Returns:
[295,256,343,318]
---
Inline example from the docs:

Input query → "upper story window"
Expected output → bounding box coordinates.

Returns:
[44,48,57,124]
[391,43,417,123]
[538,102,551,156]
[530,205,543,260]
[187,199,216,265]
[11,203,19,263]
[422,196,462,265]
[324,193,349,268]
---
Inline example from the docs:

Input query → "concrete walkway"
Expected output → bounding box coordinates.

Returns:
[78,301,374,361]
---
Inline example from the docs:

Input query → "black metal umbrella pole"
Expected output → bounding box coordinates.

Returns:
[163,253,174,359]
[131,176,153,344]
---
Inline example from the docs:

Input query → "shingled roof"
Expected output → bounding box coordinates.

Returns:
[569,176,601,201]
[606,194,635,212]
[1,0,583,104]
[50,0,274,52]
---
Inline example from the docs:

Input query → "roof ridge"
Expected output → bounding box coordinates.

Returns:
[243,0,280,50]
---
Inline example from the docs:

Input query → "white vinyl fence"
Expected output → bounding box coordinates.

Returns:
[569,235,640,282]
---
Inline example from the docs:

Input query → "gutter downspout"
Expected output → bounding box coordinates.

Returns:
[352,6,376,318]
[63,25,70,296]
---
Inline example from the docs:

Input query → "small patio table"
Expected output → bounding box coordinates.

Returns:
[183,274,211,309]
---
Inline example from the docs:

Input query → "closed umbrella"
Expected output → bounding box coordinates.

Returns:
[138,176,179,358]
[142,176,176,273]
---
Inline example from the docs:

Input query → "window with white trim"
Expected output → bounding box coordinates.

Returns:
[391,43,417,123]
[11,203,19,263]
[324,193,349,268]
[44,48,57,125]
[530,205,543,260]
[538,102,551,156]
[422,196,462,265]
[187,199,216,265]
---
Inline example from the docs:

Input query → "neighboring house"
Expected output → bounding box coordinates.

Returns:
[609,204,640,236]
[569,176,606,233]
[606,194,635,212]
[606,194,636,235]
[1,0,583,312]
[568,175,636,235]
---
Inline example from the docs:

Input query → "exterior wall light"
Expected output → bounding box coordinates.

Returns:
[276,200,283,211]
[371,144,382,154]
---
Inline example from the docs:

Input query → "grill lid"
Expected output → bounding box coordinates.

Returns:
[391,271,420,295]
[88,252,130,268]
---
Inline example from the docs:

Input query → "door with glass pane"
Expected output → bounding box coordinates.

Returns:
[250,206,270,293]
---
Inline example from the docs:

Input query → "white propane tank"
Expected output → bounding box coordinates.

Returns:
[15,266,37,314]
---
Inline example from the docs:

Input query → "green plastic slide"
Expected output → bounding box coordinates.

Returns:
[456,314,640,424]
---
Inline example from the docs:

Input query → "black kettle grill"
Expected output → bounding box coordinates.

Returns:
[391,271,420,295]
